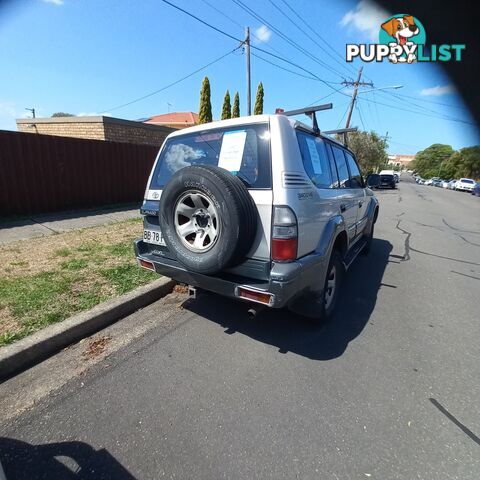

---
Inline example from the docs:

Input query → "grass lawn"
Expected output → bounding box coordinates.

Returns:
[0,218,157,346]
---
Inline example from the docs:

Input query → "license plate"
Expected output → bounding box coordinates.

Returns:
[143,229,166,246]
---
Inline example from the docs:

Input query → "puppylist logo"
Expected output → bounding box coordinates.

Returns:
[346,14,465,64]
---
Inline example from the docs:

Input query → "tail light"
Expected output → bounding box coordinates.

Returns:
[271,206,297,262]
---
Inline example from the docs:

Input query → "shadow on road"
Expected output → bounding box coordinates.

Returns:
[183,238,393,361]
[0,437,135,480]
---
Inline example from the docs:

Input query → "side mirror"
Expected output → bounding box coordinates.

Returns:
[366,174,380,188]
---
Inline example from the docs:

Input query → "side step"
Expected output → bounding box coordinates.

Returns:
[343,238,367,270]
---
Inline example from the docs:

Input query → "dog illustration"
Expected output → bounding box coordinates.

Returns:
[381,15,420,63]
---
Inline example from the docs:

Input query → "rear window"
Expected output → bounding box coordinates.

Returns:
[461,179,474,184]
[296,131,333,188]
[150,123,271,189]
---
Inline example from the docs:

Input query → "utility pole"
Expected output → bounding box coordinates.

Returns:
[25,107,35,118]
[245,27,251,116]
[342,67,373,128]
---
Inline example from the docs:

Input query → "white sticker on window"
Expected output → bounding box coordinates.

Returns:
[306,137,323,174]
[218,130,247,173]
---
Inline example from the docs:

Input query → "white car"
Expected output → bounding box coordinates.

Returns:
[455,178,476,192]
[424,179,434,186]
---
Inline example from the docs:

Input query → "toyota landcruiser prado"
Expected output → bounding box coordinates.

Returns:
[134,105,379,320]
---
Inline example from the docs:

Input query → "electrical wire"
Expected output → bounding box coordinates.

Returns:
[269,0,355,78]
[159,0,348,95]
[278,0,358,78]
[230,0,345,80]
[101,46,240,113]
[251,51,318,81]
[356,102,367,131]
[380,90,468,110]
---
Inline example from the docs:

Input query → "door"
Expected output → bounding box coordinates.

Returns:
[343,150,368,237]
[330,145,361,242]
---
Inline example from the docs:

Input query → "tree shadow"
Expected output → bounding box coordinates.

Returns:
[183,239,393,361]
[0,437,135,480]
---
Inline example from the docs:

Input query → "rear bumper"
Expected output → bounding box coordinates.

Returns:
[134,239,328,308]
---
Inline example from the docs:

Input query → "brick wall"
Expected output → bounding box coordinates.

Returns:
[16,116,174,147]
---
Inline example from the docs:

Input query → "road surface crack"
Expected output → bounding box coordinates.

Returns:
[395,220,411,261]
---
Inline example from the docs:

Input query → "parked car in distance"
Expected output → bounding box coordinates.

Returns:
[472,183,480,196]
[135,106,379,322]
[424,179,434,186]
[379,173,396,189]
[447,179,457,189]
[432,179,443,187]
[455,178,476,192]
[442,180,449,188]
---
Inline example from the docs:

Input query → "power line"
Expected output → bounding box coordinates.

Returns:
[101,46,240,113]
[380,90,468,110]
[230,0,345,80]
[159,0,347,96]
[356,103,367,130]
[278,0,358,78]
[251,51,318,81]
[356,95,475,126]
[198,0,285,57]
[270,0,355,78]
[265,0,351,78]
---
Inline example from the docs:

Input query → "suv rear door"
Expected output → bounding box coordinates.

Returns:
[343,150,367,236]
[329,144,362,242]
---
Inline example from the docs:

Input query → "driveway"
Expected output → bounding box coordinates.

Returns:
[1,178,479,479]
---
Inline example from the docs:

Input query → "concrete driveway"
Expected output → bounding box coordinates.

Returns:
[1,177,479,479]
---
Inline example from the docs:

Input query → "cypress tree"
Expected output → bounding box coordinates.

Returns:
[232,92,240,118]
[198,76,212,124]
[254,82,264,115]
[221,90,231,120]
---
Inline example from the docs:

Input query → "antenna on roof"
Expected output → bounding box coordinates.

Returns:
[280,103,333,134]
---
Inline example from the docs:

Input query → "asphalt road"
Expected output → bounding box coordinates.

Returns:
[1,177,479,479]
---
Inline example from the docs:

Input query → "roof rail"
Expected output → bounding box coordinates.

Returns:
[280,103,333,134]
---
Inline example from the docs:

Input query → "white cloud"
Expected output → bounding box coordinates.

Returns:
[253,25,272,43]
[340,0,390,42]
[419,85,456,96]
[42,0,64,5]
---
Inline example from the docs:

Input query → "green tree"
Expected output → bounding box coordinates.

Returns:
[232,92,240,118]
[343,131,389,174]
[412,144,454,178]
[452,146,480,179]
[52,112,75,117]
[221,90,231,120]
[254,82,264,115]
[198,76,212,124]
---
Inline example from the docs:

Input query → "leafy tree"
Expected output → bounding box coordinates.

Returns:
[411,144,454,178]
[343,131,389,174]
[52,112,75,117]
[232,92,240,118]
[198,76,212,124]
[254,82,264,115]
[450,146,480,179]
[221,90,231,120]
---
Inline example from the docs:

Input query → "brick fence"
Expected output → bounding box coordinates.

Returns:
[0,130,160,215]
[16,116,174,147]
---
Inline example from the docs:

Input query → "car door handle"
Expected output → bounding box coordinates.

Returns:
[340,203,346,212]
[358,200,364,207]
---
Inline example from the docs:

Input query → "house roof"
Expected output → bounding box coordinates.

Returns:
[145,112,199,125]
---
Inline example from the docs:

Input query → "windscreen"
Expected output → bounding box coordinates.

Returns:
[150,123,271,189]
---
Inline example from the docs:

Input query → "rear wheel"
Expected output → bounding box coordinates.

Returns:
[322,250,344,319]
[361,222,374,255]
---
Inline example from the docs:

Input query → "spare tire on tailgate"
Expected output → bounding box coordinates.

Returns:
[159,165,257,274]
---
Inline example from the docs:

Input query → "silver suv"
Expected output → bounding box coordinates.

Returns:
[134,105,379,320]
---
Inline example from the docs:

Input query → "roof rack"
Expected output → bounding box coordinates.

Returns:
[281,103,333,134]
[322,127,358,147]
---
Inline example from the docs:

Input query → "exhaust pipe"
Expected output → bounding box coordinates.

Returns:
[247,305,266,319]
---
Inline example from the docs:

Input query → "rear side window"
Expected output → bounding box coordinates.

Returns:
[331,146,350,188]
[296,131,333,188]
[344,151,363,188]
[150,123,271,189]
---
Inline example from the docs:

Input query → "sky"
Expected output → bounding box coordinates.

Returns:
[0,0,478,154]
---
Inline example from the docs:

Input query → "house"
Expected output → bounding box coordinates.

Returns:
[16,115,174,147]
[144,112,199,129]
[388,154,416,168]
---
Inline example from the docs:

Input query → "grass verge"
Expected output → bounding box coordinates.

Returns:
[0,218,157,346]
